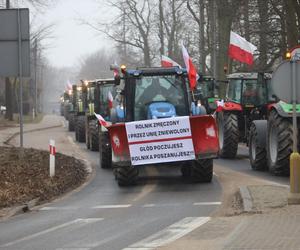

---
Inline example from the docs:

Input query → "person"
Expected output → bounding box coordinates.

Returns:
[243,83,258,104]
[136,77,169,105]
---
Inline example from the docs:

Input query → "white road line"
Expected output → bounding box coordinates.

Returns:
[123,217,210,250]
[92,204,132,209]
[1,218,103,247]
[56,248,90,250]
[40,206,78,211]
[193,201,222,206]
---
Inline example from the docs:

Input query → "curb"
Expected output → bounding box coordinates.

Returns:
[239,186,253,212]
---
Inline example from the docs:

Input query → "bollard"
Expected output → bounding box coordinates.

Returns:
[49,139,56,177]
[288,152,300,204]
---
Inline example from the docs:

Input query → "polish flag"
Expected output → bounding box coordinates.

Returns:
[228,31,257,65]
[94,112,110,127]
[161,55,181,68]
[108,91,113,109]
[182,44,198,91]
[66,80,72,90]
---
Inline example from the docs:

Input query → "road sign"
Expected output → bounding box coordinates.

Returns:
[271,61,300,103]
[0,8,30,77]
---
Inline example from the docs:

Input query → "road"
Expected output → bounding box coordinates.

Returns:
[0,117,288,250]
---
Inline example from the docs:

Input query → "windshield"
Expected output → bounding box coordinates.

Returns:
[99,84,116,118]
[134,75,187,120]
[228,78,268,105]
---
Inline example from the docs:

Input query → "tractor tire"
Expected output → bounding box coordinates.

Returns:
[85,119,90,150]
[181,159,213,183]
[267,110,292,176]
[89,120,99,151]
[114,165,139,186]
[249,121,268,171]
[99,131,112,169]
[68,113,75,132]
[77,116,86,143]
[217,112,239,158]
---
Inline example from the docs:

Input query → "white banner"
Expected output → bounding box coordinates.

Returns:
[125,116,195,166]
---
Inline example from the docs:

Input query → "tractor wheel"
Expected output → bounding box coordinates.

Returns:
[68,113,75,131]
[217,112,239,158]
[249,121,267,171]
[89,120,99,151]
[77,116,86,143]
[114,165,139,186]
[267,110,292,175]
[99,131,112,169]
[85,119,90,150]
[181,159,213,183]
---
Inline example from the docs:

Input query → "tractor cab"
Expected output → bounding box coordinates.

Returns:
[112,66,199,122]
[195,76,219,113]
[85,78,116,153]
[227,72,271,109]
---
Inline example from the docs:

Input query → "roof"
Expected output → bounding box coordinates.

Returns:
[126,66,187,76]
[227,72,272,79]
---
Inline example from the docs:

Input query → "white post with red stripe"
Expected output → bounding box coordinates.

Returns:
[49,139,56,177]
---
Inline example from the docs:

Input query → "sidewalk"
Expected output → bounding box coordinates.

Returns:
[0,115,63,146]
[159,184,300,250]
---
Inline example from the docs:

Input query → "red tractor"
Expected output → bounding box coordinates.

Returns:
[217,72,273,159]
[105,66,219,186]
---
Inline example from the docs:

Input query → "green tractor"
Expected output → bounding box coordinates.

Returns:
[107,66,219,186]
[74,81,88,143]
[249,101,299,175]
[195,76,220,114]
[217,72,273,158]
[85,78,116,166]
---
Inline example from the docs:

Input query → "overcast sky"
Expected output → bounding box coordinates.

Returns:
[35,0,112,68]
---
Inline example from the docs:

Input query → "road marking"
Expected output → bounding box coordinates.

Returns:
[40,206,78,211]
[193,201,222,206]
[1,218,103,247]
[56,248,90,250]
[123,217,210,250]
[92,204,132,209]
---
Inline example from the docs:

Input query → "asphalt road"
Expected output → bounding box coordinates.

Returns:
[0,120,222,250]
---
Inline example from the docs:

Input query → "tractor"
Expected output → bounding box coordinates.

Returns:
[62,90,72,120]
[249,47,300,175]
[195,76,220,114]
[74,81,88,143]
[85,79,116,169]
[217,72,273,158]
[106,66,219,186]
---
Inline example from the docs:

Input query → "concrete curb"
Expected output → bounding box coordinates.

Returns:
[239,186,253,212]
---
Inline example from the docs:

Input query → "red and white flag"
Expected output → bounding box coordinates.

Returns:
[94,112,110,127]
[182,44,198,91]
[108,91,113,109]
[66,80,72,91]
[228,31,257,65]
[161,55,181,68]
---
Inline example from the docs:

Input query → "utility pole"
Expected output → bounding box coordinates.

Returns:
[34,38,37,117]
[4,0,13,120]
